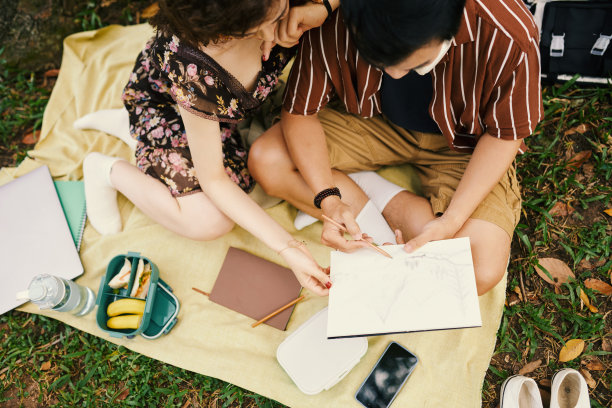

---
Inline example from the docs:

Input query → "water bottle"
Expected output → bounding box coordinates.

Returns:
[16,274,96,316]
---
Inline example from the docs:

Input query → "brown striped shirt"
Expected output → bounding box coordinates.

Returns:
[283,0,544,153]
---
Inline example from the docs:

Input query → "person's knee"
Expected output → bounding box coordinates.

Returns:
[474,262,507,295]
[248,138,288,196]
[456,219,511,295]
[180,215,234,241]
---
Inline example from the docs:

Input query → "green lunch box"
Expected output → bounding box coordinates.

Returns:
[96,252,180,339]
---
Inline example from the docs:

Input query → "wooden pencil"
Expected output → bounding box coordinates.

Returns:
[321,215,393,259]
[192,287,210,297]
[251,295,305,328]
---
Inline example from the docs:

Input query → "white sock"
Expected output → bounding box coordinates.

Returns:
[355,200,397,245]
[348,171,405,212]
[293,171,404,231]
[74,108,137,151]
[294,211,318,230]
[83,152,123,235]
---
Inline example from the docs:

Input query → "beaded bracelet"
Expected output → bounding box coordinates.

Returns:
[313,187,341,209]
[277,239,306,256]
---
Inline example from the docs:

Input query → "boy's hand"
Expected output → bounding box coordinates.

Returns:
[403,215,462,253]
[320,197,369,252]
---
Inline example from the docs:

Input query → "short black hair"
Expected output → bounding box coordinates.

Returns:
[341,0,466,67]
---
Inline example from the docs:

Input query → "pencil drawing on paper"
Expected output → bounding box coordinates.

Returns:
[328,237,482,338]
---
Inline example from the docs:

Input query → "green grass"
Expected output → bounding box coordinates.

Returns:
[0,48,50,166]
[484,78,611,408]
[0,313,285,407]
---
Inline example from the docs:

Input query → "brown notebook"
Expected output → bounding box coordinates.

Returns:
[209,247,303,330]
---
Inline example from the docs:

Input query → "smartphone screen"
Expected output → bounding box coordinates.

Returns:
[355,342,418,408]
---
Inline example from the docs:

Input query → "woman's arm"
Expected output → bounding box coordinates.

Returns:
[179,107,331,295]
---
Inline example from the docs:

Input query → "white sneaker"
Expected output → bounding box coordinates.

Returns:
[550,368,591,408]
[500,375,544,408]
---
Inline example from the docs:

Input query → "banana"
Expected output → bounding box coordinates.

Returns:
[107,298,146,317]
[107,314,142,330]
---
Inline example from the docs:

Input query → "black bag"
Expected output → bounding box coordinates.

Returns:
[539,1,612,84]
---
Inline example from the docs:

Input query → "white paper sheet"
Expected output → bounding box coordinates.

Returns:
[327,237,482,338]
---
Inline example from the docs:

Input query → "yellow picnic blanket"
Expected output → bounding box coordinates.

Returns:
[0,24,506,407]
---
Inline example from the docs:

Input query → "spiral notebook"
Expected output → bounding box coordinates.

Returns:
[53,181,87,251]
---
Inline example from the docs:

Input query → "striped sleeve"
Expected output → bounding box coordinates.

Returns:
[282,29,333,116]
[483,39,542,140]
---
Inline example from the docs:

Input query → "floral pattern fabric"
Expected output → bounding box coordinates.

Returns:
[122,34,293,196]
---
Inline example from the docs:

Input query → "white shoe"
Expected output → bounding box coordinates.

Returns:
[500,375,544,408]
[550,368,591,408]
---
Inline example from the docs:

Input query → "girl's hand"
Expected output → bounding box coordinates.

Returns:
[279,243,331,296]
[261,1,330,60]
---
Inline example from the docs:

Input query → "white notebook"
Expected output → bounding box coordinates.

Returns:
[327,237,482,338]
[0,166,84,315]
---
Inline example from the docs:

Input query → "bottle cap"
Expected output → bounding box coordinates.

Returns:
[28,285,46,300]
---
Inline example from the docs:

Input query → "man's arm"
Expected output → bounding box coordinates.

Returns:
[281,109,366,250]
[404,133,522,252]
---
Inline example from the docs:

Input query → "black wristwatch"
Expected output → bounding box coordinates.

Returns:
[311,0,333,20]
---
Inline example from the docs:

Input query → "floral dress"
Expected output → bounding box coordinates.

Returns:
[121,34,294,197]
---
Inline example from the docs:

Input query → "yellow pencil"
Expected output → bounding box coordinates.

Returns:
[252,295,305,328]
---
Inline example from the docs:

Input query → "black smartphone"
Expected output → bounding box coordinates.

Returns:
[355,341,418,408]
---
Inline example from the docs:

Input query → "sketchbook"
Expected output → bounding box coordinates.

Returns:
[327,237,482,339]
[54,180,87,251]
[209,247,303,330]
[0,166,84,315]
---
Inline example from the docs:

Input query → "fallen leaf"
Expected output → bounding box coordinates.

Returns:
[582,163,594,179]
[564,123,590,136]
[602,338,612,352]
[43,69,59,78]
[549,98,570,105]
[22,130,40,145]
[584,279,612,296]
[513,286,523,301]
[116,388,129,401]
[566,150,592,170]
[578,259,593,269]
[578,289,598,313]
[579,369,597,389]
[536,258,575,286]
[518,359,542,375]
[539,378,552,388]
[549,201,574,217]
[101,0,118,6]
[604,208,612,217]
[141,2,159,18]
[584,359,605,371]
[559,339,585,362]
[40,361,51,371]
[507,292,520,306]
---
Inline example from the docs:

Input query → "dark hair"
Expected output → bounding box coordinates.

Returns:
[341,0,466,67]
[150,0,277,48]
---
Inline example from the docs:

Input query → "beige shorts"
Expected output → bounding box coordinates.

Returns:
[318,108,522,238]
